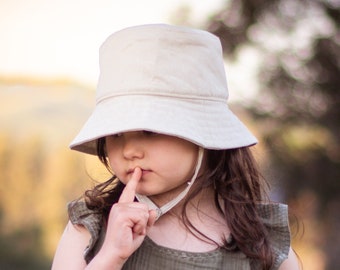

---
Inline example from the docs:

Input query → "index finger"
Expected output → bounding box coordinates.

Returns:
[118,167,142,203]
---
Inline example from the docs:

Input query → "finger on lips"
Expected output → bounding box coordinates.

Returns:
[116,167,156,231]
[118,167,142,203]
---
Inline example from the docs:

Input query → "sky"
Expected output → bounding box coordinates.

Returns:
[0,0,225,86]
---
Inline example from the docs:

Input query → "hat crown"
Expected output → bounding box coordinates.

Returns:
[70,24,257,155]
[96,24,229,104]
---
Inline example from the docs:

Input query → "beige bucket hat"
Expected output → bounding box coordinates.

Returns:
[70,24,257,155]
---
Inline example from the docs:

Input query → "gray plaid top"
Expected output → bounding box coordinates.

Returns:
[68,201,290,269]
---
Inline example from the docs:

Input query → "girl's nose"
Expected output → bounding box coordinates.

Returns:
[122,132,144,160]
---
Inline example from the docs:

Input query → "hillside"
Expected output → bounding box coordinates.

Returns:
[0,77,95,146]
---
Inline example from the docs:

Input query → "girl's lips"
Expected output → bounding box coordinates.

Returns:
[141,169,151,175]
[127,168,151,175]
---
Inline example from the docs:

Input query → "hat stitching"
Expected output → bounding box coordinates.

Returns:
[97,91,227,104]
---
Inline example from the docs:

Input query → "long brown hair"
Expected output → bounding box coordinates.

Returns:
[84,137,273,269]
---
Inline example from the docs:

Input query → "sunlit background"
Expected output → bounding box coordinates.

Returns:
[0,0,225,84]
[1,0,339,269]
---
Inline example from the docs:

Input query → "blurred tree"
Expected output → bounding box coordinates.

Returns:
[38,144,90,257]
[0,135,50,269]
[0,78,95,267]
[206,0,339,269]
[0,225,50,270]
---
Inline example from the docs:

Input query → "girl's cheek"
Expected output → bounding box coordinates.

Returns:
[119,179,128,185]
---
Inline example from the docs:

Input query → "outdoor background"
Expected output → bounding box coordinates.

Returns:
[0,0,339,269]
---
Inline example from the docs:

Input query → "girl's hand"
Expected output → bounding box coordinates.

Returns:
[88,167,156,269]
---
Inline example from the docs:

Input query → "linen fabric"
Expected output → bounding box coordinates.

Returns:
[68,201,290,269]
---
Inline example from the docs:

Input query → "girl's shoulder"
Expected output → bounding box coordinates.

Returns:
[256,203,291,269]
[68,200,290,269]
[67,200,105,264]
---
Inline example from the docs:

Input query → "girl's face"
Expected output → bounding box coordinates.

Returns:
[105,131,198,206]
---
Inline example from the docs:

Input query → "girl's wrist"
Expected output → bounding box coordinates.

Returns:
[85,251,126,270]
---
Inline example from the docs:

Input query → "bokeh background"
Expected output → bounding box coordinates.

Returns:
[0,0,339,269]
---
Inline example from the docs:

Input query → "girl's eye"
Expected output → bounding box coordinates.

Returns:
[110,131,158,139]
[142,130,158,136]
[112,133,122,138]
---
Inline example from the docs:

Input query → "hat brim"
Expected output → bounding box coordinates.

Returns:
[70,95,257,155]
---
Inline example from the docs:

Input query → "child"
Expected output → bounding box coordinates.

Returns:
[52,24,299,269]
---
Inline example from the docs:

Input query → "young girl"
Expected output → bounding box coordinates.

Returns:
[52,24,299,269]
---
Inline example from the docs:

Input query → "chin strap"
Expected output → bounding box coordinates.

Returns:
[135,147,204,221]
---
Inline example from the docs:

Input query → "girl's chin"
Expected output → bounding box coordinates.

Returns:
[135,188,156,197]
[135,188,166,201]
